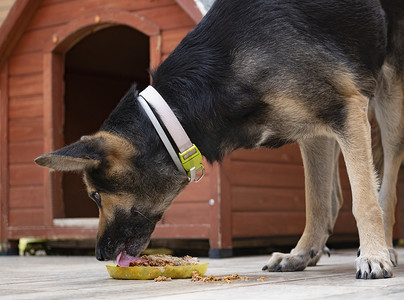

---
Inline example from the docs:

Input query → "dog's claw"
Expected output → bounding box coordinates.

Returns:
[262,265,268,271]
[274,265,282,272]
[388,248,398,267]
[324,246,331,257]
[355,252,393,279]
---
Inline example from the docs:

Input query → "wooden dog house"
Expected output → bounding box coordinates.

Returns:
[0,0,401,257]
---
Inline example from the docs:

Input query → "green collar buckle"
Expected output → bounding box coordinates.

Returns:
[179,144,205,182]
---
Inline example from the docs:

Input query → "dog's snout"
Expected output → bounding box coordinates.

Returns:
[95,246,107,261]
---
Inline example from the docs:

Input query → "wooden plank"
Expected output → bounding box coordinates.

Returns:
[9,186,44,209]
[232,211,306,237]
[208,158,233,250]
[9,140,43,164]
[9,207,44,226]
[9,95,43,119]
[9,163,43,186]
[152,224,210,239]
[161,27,193,55]
[43,52,64,225]
[13,27,56,55]
[0,62,9,241]
[7,225,98,240]
[0,0,42,68]
[40,0,75,5]
[7,223,208,240]
[226,160,305,189]
[9,52,42,75]
[28,0,176,30]
[174,160,216,202]
[334,211,357,234]
[231,186,306,212]
[231,144,303,164]
[8,118,43,142]
[142,5,195,30]
[162,202,210,225]
[8,73,42,97]
[149,35,161,71]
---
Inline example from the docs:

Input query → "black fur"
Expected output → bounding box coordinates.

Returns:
[151,0,387,160]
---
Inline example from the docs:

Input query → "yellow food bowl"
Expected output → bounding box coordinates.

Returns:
[106,263,209,280]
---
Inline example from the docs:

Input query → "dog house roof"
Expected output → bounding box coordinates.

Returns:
[0,0,213,68]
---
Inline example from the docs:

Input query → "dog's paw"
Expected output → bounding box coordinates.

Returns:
[357,247,398,268]
[355,251,393,279]
[262,252,308,272]
[307,246,331,266]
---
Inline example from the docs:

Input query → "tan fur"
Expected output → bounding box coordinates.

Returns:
[93,131,137,177]
[372,63,404,262]
[265,87,393,277]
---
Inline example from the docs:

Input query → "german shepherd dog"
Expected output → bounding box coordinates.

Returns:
[35,0,404,279]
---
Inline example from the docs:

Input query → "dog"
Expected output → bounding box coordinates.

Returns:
[35,0,404,279]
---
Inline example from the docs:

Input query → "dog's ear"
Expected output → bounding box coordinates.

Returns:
[34,137,103,171]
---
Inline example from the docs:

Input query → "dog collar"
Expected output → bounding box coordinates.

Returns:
[138,86,205,182]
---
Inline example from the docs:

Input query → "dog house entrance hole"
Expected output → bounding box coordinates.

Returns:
[61,25,150,218]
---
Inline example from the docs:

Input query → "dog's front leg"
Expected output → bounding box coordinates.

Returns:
[263,136,342,272]
[337,94,392,279]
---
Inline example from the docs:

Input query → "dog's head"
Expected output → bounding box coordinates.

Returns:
[35,131,188,263]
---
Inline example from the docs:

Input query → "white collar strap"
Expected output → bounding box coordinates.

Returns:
[138,86,205,182]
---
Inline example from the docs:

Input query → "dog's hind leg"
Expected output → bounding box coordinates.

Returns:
[263,137,342,272]
[372,63,404,267]
[337,94,392,279]
[306,139,343,266]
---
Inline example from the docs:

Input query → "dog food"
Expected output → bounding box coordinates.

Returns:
[191,271,249,283]
[106,255,208,280]
[127,254,199,267]
[154,276,172,282]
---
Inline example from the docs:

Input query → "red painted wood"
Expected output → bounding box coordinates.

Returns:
[9,52,43,75]
[9,95,43,120]
[161,27,193,55]
[0,0,42,68]
[0,63,9,242]
[9,164,44,187]
[163,202,210,225]
[9,186,44,209]
[9,141,43,164]
[9,208,44,226]
[8,73,42,97]
[232,211,306,237]
[231,145,303,164]
[8,118,43,143]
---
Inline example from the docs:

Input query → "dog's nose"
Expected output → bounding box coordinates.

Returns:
[95,247,107,261]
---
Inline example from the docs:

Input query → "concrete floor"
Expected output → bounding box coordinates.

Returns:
[1,248,404,300]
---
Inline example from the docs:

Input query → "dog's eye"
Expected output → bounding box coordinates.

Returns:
[90,192,102,208]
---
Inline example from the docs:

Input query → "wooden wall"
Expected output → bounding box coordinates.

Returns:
[4,0,195,233]
[223,145,356,240]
